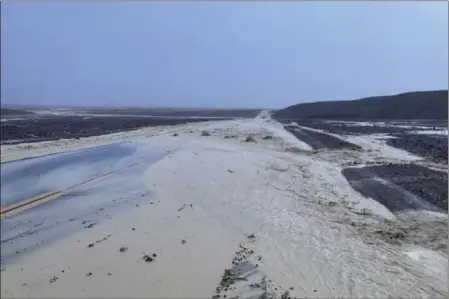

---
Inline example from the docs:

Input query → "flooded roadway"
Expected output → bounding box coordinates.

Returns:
[1,142,174,267]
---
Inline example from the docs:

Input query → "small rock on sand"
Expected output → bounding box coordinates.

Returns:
[49,276,58,283]
[244,134,257,143]
[142,254,154,262]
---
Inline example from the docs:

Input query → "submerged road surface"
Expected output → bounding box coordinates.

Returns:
[1,142,174,267]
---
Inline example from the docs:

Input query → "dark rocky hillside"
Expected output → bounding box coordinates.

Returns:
[274,90,448,120]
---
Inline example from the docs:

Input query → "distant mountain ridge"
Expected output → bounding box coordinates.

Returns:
[273,90,448,120]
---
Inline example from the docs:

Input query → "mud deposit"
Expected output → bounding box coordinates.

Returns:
[342,164,447,213]
[282,125,361,150]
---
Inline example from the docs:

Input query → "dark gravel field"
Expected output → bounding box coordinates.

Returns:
[281,119,447,136]
[342,164,447,213]
[386,134,448,164]
[283,125,361,150]
[0,108,262,144]
[96,108,261,118]
[0,115,234,144]
[280,119,448,164]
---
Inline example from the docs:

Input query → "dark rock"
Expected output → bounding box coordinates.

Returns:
[49,276,58,283]
[143,255,154,262]
[244,134,257,143]
[246,233,256,239]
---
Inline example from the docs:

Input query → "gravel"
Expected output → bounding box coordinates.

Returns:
[280,119,447,136]
[342,164,448,213]
[387,134,448,164]
[283,126,361,150]
[1,116,232,144]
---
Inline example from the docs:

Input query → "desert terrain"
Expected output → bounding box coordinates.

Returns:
[1,108,447,298]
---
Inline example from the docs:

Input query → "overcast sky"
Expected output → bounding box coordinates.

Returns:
[1,1,447,108]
